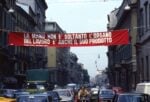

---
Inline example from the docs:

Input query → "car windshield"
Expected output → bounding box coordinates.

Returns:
[100,90,114,95]
[26,83,46,90]
[17,95,48,102]
[37,85,45,90]
[27,84,37,89]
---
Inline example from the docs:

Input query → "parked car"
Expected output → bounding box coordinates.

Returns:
[113,93,150,102]
[54,89,74,102]
[136,82,150,95]
[99,89,115,102]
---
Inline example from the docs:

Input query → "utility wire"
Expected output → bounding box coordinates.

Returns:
[47,0,122,4]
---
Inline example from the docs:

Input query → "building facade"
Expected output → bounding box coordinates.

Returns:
[45,21,90,86]
[107,0,138,91]
[14,4,40,88]
[45,21,70,86]
[0,0,17,88]
[68,53,90,84]
[137,0,150,82]
[16,0,48,69]
[0,0,48,88]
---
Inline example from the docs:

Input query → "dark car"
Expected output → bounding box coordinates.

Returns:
[113,93,150,102]
[99,89,115,102]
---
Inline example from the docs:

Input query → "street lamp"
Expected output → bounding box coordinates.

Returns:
[8,0,14,13]
[125,4,130,10]
[124,0,131,10]
[8,7,14,13]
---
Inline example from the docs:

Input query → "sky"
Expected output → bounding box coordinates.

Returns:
[45,0,123,77]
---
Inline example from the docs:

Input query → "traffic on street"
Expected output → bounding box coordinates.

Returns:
[1,0,150,102]
[0,82,150,102]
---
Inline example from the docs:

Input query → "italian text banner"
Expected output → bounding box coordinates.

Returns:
[8,29,129,47]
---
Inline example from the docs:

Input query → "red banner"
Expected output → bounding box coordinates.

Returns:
[8,29,129,47]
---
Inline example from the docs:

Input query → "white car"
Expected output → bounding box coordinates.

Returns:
[53,89,74,102]
[91,88,99,95]
[136,82,150,95]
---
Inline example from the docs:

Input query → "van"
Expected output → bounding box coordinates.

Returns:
[136,82,150,95]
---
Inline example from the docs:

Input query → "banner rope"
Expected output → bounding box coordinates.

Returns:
[0,28,47,34]
[0,28,130,34]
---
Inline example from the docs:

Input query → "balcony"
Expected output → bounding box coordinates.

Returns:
[114,63,121,69]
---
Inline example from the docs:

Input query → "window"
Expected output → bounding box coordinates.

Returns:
[146,56,149,81]
[141,58,144,81]
[144,2,148,31]
[139,9,144,38]
[149,4,150,29]
[0,5,2,27]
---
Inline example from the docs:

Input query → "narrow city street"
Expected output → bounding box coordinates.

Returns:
[0,0,150,102]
